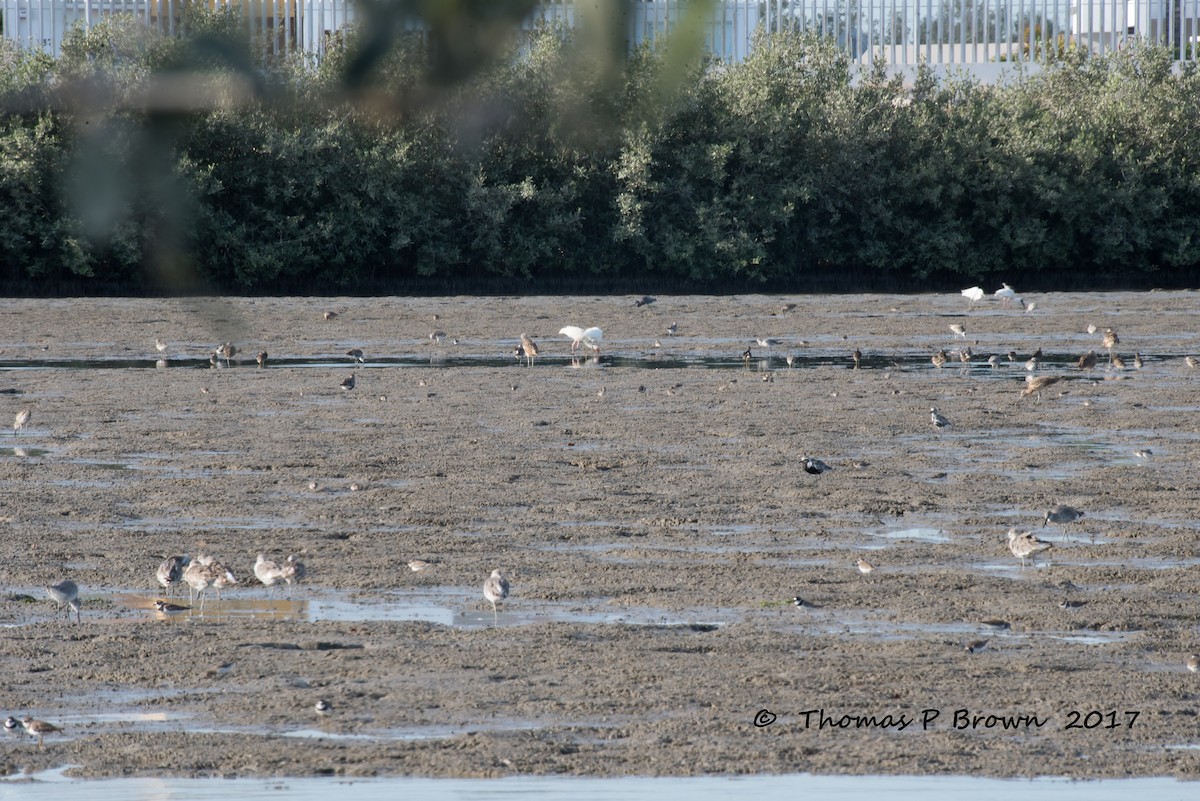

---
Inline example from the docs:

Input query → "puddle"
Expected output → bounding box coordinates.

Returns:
[1,768,1190,800]
[878,527,950,543]
[0,447,49,457]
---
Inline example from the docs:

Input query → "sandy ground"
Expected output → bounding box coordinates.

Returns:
[1,292,1200,779]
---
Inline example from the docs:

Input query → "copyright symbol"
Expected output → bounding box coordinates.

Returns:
[753,709,777,728]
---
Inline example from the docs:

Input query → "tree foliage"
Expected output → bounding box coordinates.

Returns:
[1,14,1199,294]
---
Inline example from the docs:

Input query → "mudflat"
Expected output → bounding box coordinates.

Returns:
[1,292,1199,779]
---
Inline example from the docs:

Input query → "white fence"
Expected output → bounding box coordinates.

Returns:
[2,0,1198,65]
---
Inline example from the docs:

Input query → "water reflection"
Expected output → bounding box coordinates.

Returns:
[0,769,1191,801]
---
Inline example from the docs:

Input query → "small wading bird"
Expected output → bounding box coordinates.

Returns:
[1102,328,1119,352]
[483,569,510,623]
[13,407,31,435]
[408,559,433,572]
[218,342,236,366]
[1007,528,1053,568]
[284,554,306,594]
[183,555,237,610]
[429,330,447,345]
[340,374,356,391]
[1021,374,1063,402]
[45,580,80,622]
[964,639,989,654]
[1077,351,1098,371]
[346,348,364,364]
[852,348,862,369]
[666,322,678,336]
[930,407,950,428]
[949,324,966,339]
[256,351,268,368]
[1044,505,1084,527]
[254,554,288,596]
[156,555,191,596]
[802,457,832,475]
[315,699,332,715]
[323,311,337,320]
[516,333,539,367]
[932,349,948,368]
[155,338,167,354]
[21,717,63,749]
[855,557,875,575]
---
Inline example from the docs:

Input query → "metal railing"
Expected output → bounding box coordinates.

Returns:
[1,0,1197,65]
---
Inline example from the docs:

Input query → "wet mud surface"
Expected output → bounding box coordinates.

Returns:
[1,292,1200,779]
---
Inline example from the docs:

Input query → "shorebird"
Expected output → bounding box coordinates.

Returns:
[931,349,948,368]
[1021,374,1062,401]
[346,348,364,363]
[958,347,972,365]
[994,283,1017,306]
[21,717,62,749]
[154,599,192,618]
[1086,324,1098,335]
[964,639,990,654]
[517,333,539,367]
[949,324,967,339]
[4,716,19,736]
[156,555,191,595]
[429,330,447,345]
[1102,328,1119,352]
[1187,356,1199,370]
[634,296,656,307]
[183,555,237,610]
[1110,354,1126,370]
[483,569,510,623]
[666,322,678,336]
[340,374,356,391]
[1025,355,1040,372]
[855,558,875,575]
[408,559,433,572]
[315,699,333,715]
[1007,528,1053,567]
[802,457,832,475]
[930,407,950,428]
[45,580,80,622]
[256,351,268,368]
[13,407,31,435]
[1188,655,1199,673]
[254,554,288,596]
[987,355,999,368]
[961,286,984,305]
[1076,350,1098,370]
[755,337,778,349]
[742,347,753,362]
[218,342,236,365]
[852,348,861,369]
[284,554,306,594]
[1044,505,1084,528]
[1133,353,1144,370]
[559,326,603,355]
[155,338,167,354]
[323,311,338,320]
[1023,299,1037,313]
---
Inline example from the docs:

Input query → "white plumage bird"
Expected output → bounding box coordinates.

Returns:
[994,283,1017,306]
[559,326,603,354]
[961,286,984,305]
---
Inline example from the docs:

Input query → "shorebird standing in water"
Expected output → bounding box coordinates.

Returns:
[45,580,80,622]
[1077,350,1098,371]
[931,349,948,368]
[13,407,31,435]
[852,349,861,369]
[483,569,510,624]
[1021,375,1062,402]
[1102,328,1119,354]
[1133,353,1144,370]
[284,554,306,595]
[218,342,237,366]
[254,554,288,596]
[1044,505,1084,528]
[517,333,539,367]
[156,555,190,596]
[346,348,364,364]
[183,555,237,610]
[256,351,268,368]
[1007,528,1053,567]
[21,717,63,749]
